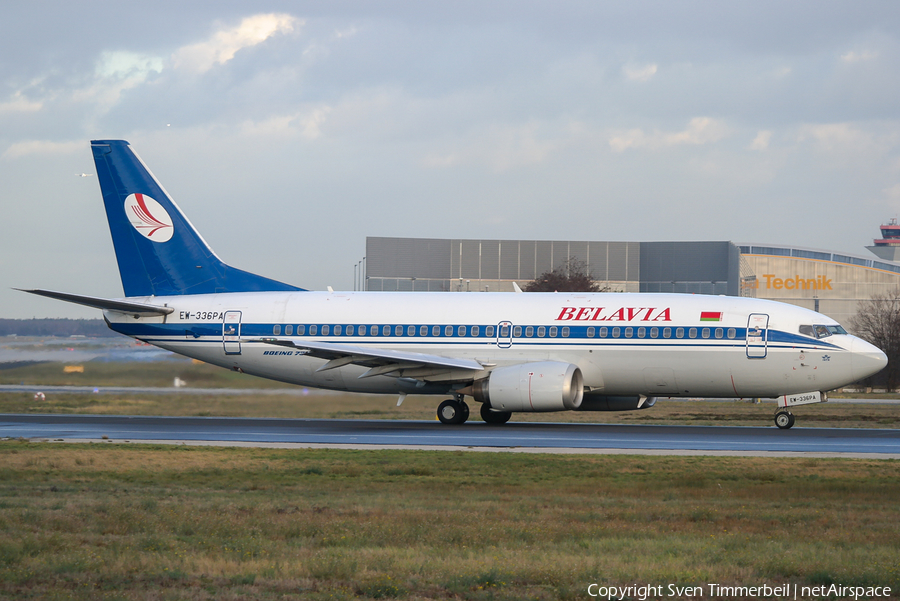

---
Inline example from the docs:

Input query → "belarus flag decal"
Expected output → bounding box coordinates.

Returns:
[700,312,723,322]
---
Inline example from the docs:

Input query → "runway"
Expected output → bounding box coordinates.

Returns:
[2,414,899,457]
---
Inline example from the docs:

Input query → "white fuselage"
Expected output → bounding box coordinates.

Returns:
[103,291,885,400]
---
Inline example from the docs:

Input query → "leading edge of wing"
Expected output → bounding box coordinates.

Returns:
[249,337,486,378]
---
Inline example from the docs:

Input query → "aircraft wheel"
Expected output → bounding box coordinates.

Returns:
[460,400,470,423]
[774,410,795,430]
[480,403,512,425]
[438,399,465,425]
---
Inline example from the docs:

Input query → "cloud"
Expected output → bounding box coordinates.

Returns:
[622,63,658,82]
[841,50,878,64]
[609,117,729,152]
[173,13,301,73]
[239,106,332,139]
[797,122,884,154]
[96,51,164,81]
[334,26,358,39]
[1,140,82,160]
[750,130,772,150]
[0,91,42,114]
[423,122,563,172]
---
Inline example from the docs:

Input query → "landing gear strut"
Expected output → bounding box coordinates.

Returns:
[437,398,469,425]
[480,402,512,425]
[774,410,795,430]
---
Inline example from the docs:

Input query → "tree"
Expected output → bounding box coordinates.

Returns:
[849,289,900,390]
[523,257,605,293]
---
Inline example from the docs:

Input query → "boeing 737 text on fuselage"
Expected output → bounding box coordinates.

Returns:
[21,140,888,428]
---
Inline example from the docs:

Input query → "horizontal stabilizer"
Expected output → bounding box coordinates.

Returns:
[16,289,174,316]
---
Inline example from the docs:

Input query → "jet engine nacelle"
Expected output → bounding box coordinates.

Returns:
[469,361,584,412]
[577,393,657,411]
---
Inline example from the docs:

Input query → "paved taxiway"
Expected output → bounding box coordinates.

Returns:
[2,414,899,458]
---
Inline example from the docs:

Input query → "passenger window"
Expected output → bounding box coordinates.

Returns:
[612,327,620,338]
[285,325,293,336]
[586,327,594,338]
[624,327,632,338]
[562,327,569,338]
[526,326,534,337]
[322,325,330,336]
[472,325,480,337]
[297,325,305,336]
[459,325,467,336]
[676,328,684,338]
[408,325,415,336]
[499,325,510,337]
[701,328,709,339]
[357,325,365,336]
[600,327,608,338]
[445,325,453,336]
[486,326,495,337]
[395,325,403,336]
[370,325,378,336]
[637,327,646,338]
[346,325,354,336]
[383,325,391,336]
[650,327,658,339]
[310,325,318,336]
[549,326,558,337]
[334,325,342,336]
[689,328,697,339]
[537,326,546,337]
[513,326,522,337]
[727,328,736,339]
[715,328,723,339]
[420,325,428,336]
[273,324,281,335]
[432,325,440,336]
[663,327,671,338]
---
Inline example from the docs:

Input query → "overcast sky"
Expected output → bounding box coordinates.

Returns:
[2,1,900,318]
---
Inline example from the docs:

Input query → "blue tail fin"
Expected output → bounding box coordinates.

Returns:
[91,140,303,297]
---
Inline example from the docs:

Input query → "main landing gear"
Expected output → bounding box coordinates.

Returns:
[480,402,512,425]
[437,397,469,425]
[774,410,795,430]
[436,397,513,425]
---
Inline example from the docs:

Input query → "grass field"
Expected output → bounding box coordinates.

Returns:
[0,443,898,600]
[2,359,899,599]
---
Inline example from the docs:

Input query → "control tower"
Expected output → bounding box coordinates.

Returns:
[866,218,900,261]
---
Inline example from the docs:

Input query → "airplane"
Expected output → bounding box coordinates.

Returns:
[21,140,888,429]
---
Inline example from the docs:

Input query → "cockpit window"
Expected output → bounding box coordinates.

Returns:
[801,324,847,339]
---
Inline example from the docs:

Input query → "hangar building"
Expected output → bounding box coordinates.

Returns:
[364,232,900,326]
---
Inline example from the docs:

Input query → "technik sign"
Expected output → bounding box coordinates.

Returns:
[743,274,833,291]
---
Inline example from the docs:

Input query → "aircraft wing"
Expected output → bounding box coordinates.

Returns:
[251,337,487,380]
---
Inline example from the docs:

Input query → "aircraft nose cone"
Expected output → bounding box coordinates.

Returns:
[851,337,888,381]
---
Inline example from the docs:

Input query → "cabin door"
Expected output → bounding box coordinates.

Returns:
[223,311,242,355]
[497,321,513,348]
[746,313,769,359]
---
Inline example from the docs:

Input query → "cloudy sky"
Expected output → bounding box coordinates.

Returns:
[2,1,900,318]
